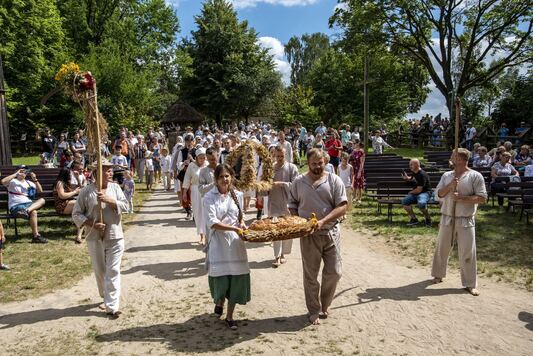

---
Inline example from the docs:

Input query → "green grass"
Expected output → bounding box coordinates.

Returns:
[0,179,152,303]
[12,155,40,166]
[348,198,533,290]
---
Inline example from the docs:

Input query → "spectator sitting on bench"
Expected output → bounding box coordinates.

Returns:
[472,146,492,168]
[53,168,84,244]
[0,220,8,270]
[401,159,432,227]
[513,145,531,172]
[1,166,47,243]
[491,152,519,209]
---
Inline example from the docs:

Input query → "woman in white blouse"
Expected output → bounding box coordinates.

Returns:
[203,164,249,330]
[183,148,208,245]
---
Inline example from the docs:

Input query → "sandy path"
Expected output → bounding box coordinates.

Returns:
[1,189,532,355]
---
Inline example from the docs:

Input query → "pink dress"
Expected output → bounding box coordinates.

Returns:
[350,150,366,189]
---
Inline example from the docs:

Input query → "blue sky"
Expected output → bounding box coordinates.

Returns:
[167,0,447,119]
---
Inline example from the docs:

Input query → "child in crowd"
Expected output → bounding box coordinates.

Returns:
[323,153,335,174]
[338,152,354,212]
[145,151,154,192]
[111,145,128,186]
[0,220,9,270]
[160,148,172,191]
[123,170,135,213]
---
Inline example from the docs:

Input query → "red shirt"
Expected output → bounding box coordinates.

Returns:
[325,138,342,157]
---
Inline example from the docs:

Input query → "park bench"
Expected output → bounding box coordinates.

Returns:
[0,166,66,239]
[369,181,439,222]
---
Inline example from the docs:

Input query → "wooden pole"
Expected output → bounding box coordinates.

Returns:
[451,96,461,246]
[0,55,13,166]
[92,83,104,238]
[363,55,369,154]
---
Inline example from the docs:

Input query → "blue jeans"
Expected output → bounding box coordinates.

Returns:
[401,192,431,210]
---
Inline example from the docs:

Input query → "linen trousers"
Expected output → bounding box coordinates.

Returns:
[300,231,342,319]
[431,219,477,288]
[162,172,171,190]
[273,239,292,258]
[135,159,145,183]
[87,238,125,313]
[191,185,205,234]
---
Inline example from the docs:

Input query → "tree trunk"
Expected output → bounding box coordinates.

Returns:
[0,55,13,166]
[215,113,222,129]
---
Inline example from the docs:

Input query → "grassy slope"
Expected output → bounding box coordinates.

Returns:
[0,169,152,303]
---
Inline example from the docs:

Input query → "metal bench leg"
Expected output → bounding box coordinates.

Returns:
[14,217,19,240]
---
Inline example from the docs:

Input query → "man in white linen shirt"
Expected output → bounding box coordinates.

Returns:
[72,159,129,317]
[431,148,487,296]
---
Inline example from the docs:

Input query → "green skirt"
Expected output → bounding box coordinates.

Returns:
[208,274,251,305]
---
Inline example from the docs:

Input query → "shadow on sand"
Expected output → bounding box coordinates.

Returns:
[518,311,533,331]
[95,313,309,353]
[332,280,467,310]
[0,303,103,329]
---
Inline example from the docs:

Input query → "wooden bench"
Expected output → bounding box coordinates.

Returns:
[0,168,65,239]
[369,181,439,222]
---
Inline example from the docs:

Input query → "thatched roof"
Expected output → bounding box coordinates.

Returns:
[161,101,204,124]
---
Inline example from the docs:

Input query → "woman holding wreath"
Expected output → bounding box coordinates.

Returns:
[203,164,250,330]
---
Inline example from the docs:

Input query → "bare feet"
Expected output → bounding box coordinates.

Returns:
[432,277,443,284]
[98,303,105,310]
[309,314,320,325]
[279,256,287,264]
[465,287,480,296]
[272,258,281,268]
[319,310,329,319]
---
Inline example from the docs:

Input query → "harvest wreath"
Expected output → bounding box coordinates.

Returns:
[241,214,318,243]
[225,140,273,192]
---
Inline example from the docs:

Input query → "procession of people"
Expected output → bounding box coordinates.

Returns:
[4,119,527,331]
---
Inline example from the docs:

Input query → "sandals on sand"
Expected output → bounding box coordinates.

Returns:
[214,305,223,316]
[225,319,238,330]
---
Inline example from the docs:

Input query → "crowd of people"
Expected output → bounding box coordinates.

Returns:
[0,119,531,327]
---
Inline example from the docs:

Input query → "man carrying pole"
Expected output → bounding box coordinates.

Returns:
[430,99,487,296]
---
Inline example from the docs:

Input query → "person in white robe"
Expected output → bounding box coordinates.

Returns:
[183,148,208,245]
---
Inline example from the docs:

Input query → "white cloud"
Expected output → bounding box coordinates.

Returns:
[164,0,180,8]
[231,0,319,9]
[257,36,291,85]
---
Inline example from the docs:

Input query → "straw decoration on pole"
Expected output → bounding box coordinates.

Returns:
[55,63,108,236]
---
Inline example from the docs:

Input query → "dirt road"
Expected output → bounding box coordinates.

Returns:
[1,189,532,355]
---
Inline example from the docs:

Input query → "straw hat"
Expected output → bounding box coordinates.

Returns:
[89,158,114,171]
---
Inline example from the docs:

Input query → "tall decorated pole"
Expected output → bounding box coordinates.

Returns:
[0,55,13,166]
[55,63,108,237]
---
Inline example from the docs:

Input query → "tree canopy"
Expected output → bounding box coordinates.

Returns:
[181,0,281,127]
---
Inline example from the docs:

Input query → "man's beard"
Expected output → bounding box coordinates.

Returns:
[310,167,323,175]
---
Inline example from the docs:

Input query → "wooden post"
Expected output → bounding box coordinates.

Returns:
[92,83,104,238]
[0,55,13,166]
[363,55,369,154]
[451,96,461,246]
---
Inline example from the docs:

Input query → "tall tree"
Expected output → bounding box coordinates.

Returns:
[333,0,533,116]
[0,0,67,134]
[284,33,330,87]
[182,0,281,126]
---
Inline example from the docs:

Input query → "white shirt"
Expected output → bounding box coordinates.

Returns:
[324,163,335,174]
[160,155,172,173]
[203,187,249,277]
[145,158,154,171]
[338,164,353,187]
[111,155,128,170]
[466,127,477,140]
[525,164,533,177]
[8,179,35,209]
[72,182,128,241]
